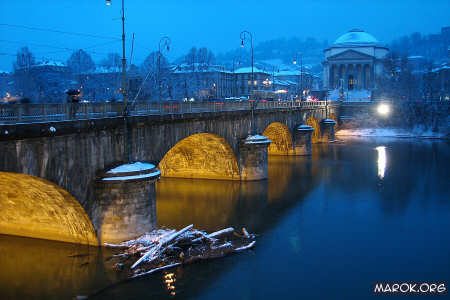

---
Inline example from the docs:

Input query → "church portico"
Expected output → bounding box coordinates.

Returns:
[323,29,388,101]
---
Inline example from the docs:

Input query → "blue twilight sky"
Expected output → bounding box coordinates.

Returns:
[0,0,449,71]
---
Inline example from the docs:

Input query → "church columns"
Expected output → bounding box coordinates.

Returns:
[325,64,336,89]
[357,64,363,90]
[341,64,347,90]
[366,64,372,89]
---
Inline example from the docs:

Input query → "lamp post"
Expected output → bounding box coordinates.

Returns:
[106,0,131,162]
[293,52,303,101]
[232,56,241,98]
[240,31,256,135]
[158,36,171,101]
[240,31,254,96]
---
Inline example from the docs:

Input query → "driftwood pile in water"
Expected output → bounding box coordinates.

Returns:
[104,224,256,278]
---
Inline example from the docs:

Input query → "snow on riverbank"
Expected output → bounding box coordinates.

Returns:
[336,127,446,139]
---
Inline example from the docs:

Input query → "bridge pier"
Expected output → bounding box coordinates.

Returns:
[293,125,314,155]
[92,163,161,244]
[238,135,271,181]
[320,119,337,142]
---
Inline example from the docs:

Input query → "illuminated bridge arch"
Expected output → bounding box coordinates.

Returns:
[0,172,98,245]
[262,122,293,155]
[306,116,321,143]
[158,133,240,180]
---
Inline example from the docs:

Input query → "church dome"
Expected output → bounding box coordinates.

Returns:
[334,29,379,45]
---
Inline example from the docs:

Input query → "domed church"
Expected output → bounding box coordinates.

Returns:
[323,29,389,101]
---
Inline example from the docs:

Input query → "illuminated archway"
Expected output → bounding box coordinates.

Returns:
[262,122,293,155]
[306,116,321,143]
[0,172,98,245]
[159,133,240,180]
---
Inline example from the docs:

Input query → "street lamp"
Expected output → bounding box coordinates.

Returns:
[232,56,241,98]
[240,31,257,135]
[158,36,171,101]
[293,52,303,101]
[377,103,390,116]
[240,30,254,96]
[106,0,130,162]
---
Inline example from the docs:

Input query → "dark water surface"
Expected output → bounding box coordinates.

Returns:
[1,138,449,299]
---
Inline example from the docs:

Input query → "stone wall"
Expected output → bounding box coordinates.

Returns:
[0,105,338,216]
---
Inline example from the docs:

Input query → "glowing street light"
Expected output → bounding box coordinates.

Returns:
[105,0,112,5]
[377,103,390,116]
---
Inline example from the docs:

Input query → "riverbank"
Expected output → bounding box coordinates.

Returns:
[336,127,449,139]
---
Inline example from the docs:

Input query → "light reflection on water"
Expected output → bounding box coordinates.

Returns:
[375,146,387,179]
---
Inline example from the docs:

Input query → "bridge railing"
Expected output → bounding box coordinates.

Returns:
[0,101,329,124]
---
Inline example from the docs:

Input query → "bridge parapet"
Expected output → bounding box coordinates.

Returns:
[0,101,330,125]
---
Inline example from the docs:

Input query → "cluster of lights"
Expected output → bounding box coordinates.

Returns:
[263,78,272,86]
[164,272,176,296]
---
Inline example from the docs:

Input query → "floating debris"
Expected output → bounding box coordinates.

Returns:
[104,224,256,278]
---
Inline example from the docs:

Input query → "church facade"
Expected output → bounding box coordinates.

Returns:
[323,29,389,101]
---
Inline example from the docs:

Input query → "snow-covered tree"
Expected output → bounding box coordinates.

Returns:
[100,52,122,69]
[67,49,95,74]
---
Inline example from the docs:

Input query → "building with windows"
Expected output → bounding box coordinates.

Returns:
[168,63,234,101]
[323,29,389,101]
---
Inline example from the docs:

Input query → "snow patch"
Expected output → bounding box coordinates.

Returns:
[246,134,268,140]
[102,170,161,181]
[336,128,445,139]
[107,162,156,174]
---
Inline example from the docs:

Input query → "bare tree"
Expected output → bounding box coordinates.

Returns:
[67,49,95,74]
[14,46,35,71]
[13,47,37,101]
[100,52,122,70]
[140,51,169,99]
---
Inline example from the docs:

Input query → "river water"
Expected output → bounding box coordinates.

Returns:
[1,137,449,299]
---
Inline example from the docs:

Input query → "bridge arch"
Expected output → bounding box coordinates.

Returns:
[0,172,98,245]
[306,116,321,143]
[158,133,240,180]
[262,122,293,155]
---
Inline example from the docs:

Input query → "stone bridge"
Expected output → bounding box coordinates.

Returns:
[0,101,339,246]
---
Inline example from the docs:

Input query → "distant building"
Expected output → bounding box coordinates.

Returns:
[0,71,14,101]
[13,60,72,103]
[274,69,314,99]
[233,67,273,98]
[168,63,234,100]
[323,29,389,101]
[425,48,450,101]
[79,67,123,102]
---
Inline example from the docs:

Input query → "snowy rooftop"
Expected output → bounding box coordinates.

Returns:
[234,66,268,74]
[275,70,311,76]
[34,60,66,67]
[93,66,122,74]
[172,63,229,74]
[408,55,425,60]
[334,29,379,46]
[432,65,450,72]
[273,79,297,86]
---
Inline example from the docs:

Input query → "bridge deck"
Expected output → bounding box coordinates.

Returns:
[0,101,330,125]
